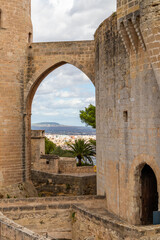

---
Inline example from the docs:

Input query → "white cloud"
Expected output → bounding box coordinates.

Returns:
[32,64,95,125]
[31,0,116,125]
[31,0,116,42]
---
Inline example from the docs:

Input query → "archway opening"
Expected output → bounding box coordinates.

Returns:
[27,63,96,179]
[31,63,95,127]
[141,164,158,225]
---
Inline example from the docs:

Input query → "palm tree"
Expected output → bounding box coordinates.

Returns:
[89,139,96,150]
[67,139,96,166]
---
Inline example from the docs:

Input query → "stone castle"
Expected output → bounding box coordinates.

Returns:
[0,0,160,239]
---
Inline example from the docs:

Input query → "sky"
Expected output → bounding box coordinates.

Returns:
[31,0,116,126]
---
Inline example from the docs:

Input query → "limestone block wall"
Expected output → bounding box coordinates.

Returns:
[32,155,59,174]
[24,40,95,107]
[31,154,95,174]
[31,170,96,197]
[2,195,160,240]
[3,206,72,239]
[0,212,50,240]
[58,158,95,174]
[72,205,160,240]
[0,196,104,239]
[31,130,45,168]
[117,0,140,19]
[95,5,160,224]
[0,182,37,199]
[139,0,160,84]
[0,0,32,187]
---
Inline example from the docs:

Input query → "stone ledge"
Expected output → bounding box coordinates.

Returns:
[72,204,160,239]
[0,212,51,240]
[0,195,105,204]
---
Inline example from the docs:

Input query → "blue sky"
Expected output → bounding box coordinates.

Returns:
[31,0,116,126]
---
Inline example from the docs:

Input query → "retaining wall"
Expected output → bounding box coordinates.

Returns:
[0,212,50,240]
[31,170,96,197]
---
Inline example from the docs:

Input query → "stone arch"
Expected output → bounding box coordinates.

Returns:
[25,58,95,113]
[128,154,160,225]
[24,56,95,177]
[141,164,158,225]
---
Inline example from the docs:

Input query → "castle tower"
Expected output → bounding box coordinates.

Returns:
[96,0,160,225]
[0,0,32,187]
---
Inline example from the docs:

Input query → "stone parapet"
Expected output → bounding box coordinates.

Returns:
[0,212,50,240]
[0,195,105,205]
[117,0,140,19]
[0,196,105,239]
[72,204,160,240]
[31,170,97,197]
[31,130,45,139]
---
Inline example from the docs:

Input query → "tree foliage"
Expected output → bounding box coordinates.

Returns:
[89,139,96,151]
[45,137,74,157]
[52,146,74,158]
[79,104,96,129]
[67,139,96,166]
[45,137,56,154]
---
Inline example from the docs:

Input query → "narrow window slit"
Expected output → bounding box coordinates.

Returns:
[28,32,32,43]
[123,111,128,122]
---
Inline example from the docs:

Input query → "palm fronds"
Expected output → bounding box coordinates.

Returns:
[67,139,96,166]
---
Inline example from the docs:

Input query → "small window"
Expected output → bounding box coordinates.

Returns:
[123,111,128,122]
[28,32,32,43]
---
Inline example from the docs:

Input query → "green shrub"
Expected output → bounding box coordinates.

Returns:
[45,137,56,154]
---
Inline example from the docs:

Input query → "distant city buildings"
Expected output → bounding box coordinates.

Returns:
[46,134,96,150]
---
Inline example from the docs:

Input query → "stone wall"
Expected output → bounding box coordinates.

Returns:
[117,0,140,19]
[24,41,95,99]
[0,0,160,231]
[31,170,96,197]
[0,196,104,240]
[0,212,50,240]
[31,130,95,174]
[32,155,95,174]
[32,155,59,174]
[31,130,45,169]
[95,2,160,225]
[2,195,160,240]
[0,0,32,187]
[72,205,160,240]
[0,182,37,199]
[3,206,72,239]
[58,158,95,174]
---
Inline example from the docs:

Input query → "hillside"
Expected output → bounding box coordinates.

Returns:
[31,122,96,135]
[32,122,60,127]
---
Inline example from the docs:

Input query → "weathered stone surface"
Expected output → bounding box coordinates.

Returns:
[0,0,95,189]
[31,170,96,196]
[0,196,105,239]
[0,182,37,199]
[72,204,160,240]
[31,130,45,169]
[96,0,160,226]
[0,0,33,187]
[0,212,51,240]
[0,0,160,238]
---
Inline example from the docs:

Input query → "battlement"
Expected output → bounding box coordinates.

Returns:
[117,0,140,20]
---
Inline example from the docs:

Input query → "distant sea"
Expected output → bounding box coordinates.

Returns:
[31,125,96,136]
